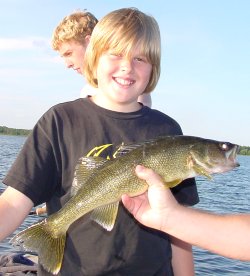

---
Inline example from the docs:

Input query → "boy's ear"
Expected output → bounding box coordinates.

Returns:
[85,35,91,46]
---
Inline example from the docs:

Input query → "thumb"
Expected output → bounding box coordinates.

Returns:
[135,165,165,188]
[135,165,176,210]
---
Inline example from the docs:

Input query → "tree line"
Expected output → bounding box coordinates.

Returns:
[0,125,249,155]
[239,146,250,156]
[0,126,31,136]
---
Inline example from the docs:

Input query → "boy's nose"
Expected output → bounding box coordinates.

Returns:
[65,59,73,68]
[120,59,132,72]
[66,63,73,69]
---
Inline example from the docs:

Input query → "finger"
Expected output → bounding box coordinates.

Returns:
[121,194,135,213]
[135,165,175,210]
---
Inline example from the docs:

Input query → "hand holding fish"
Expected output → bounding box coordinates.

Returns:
[122,165,179,232]
[123,165,250,261]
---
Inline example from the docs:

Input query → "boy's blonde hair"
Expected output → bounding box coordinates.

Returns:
[84,8,161,93]
[52,10,98,50]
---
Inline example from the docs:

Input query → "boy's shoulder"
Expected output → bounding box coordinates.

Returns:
[51,98,84,109]
[145,107,182,135]
[148,107,180,124]
[47,98,89,114]
[39,99,89,122]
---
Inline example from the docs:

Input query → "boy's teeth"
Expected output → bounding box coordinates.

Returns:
[115,78,133,85]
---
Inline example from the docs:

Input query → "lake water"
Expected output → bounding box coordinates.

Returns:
[0,135,250,275]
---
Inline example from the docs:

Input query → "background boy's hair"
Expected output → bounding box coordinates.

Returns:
[84,8,161,93]
[52,10,98,50]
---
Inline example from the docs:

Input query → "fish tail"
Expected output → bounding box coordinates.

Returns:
[11,220,66,275]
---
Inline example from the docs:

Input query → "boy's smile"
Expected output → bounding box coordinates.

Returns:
[113,77,135,87]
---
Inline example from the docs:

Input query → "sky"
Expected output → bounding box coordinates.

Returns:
[0,0,249,146]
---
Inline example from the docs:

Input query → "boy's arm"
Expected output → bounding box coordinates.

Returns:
[170,236,194,276]
[0,186,33,241]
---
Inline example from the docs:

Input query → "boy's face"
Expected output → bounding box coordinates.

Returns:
[93,46,152,112]
[58,40,87,75]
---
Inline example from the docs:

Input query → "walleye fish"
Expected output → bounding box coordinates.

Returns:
[11,135,239,274]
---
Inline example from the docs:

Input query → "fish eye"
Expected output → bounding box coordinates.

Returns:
[220,142,230,151]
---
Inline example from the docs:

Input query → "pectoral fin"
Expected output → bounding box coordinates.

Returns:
[91,201,120,231]
[193,165,213,180]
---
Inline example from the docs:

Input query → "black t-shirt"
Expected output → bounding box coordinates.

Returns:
[4,98,199,275]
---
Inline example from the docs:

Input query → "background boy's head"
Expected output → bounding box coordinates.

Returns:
[52,11,98,74]
[84,8,161,94]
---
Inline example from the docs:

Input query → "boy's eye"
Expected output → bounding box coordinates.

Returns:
[109,53,122,58]
[135,57,147,63]
[63,52,72,57]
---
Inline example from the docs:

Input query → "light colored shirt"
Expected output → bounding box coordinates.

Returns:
[80,84,98,98]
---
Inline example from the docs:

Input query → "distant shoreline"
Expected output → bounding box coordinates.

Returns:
[0,126,249,155]
[0,126,31,137]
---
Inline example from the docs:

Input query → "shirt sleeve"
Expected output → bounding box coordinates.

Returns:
[2,111,60,206]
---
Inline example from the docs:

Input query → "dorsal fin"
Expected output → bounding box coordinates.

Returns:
[71,156,109,196]
[114,138,159,158]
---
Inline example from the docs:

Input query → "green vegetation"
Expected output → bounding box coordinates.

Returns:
[0,126,31,136]
[239,146,250,156]
[0,126,249,155]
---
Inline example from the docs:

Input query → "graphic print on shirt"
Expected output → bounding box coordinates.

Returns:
[86,143,122,160]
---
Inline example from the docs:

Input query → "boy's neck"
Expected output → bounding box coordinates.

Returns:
[90,95,142,113]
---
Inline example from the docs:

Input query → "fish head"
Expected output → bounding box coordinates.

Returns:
[189,139,240,175]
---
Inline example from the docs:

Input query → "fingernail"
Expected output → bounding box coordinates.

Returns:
[136,164,144,172]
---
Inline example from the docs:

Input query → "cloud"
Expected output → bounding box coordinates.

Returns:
[0,37,50,51]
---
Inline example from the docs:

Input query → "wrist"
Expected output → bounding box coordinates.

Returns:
[161,203,184,234]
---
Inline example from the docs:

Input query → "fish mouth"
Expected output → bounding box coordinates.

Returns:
[211,144,240,174]
[225,144,240,168]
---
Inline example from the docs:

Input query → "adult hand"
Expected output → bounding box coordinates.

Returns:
[122,165,179,231]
